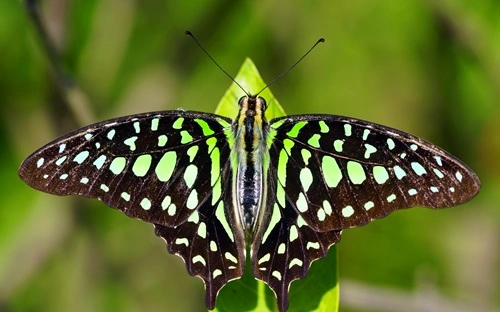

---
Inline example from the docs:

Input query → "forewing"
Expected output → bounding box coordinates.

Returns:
[268,114,480,232]
[19,111,231,227]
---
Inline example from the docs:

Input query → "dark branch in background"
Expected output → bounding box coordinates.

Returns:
[25,0,94,127]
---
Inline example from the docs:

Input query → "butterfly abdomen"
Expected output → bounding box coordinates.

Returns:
[232,96,270,231]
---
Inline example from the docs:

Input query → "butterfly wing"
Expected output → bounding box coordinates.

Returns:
[18,111,246,309]
[252,114,480,311]
[252,164,341,312]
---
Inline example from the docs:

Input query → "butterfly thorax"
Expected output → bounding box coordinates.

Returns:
[232,95,269,235]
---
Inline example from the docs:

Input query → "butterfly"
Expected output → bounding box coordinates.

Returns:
[18,85,481,311]
[19,26,482,311]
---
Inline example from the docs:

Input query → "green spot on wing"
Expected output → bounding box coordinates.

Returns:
[156,151,177,182]
[262,204,280,244]
[110,157,126,175]
[172,117,184,129]
[132,154,152,177]
[215,202,234,242]
[344,124,352,136]
[277,150,288,186]
[334,140,343,152]
[187,145,198,162]
[183,164,198,188]
[195,119,215,136]
[210,147,220,186]
[287,121,307,138]
[206,137,217,153]
[180,131,193,144]
[270,119,286,129]
[318,120,329,133]
[307,133,321,147]
[157,135,168,147]
[373,166,389,184]
[151,118,159,131]
[283,138,295,155]
[347,161,366,184]
[322,155,342,188]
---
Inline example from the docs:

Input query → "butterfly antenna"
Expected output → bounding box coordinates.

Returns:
[186,31,249,96]
[25,0,94,126]
[256,38,325,96]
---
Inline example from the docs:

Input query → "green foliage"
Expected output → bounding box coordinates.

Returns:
[1,1,499,311]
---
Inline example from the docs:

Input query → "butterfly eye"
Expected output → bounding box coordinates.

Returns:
[238,96,247,108]
[258,96,267,111]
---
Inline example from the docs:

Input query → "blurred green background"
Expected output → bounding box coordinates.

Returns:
[1,0,499,311]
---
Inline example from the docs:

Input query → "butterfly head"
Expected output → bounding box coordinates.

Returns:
[238,95,268,118]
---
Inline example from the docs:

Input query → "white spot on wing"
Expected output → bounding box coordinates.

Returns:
[296,192,308,212]
[289,258,303,269]
[341,205,354,217]
[433,168,444,179]
[197,222,207,238]
[364,144,377,159]
[107,129,116,140]
[100,184,109,192]
[55,156,67,166]
[73,151,90,164]
[133,121,140,133]
[307,242,320,250]
[258,253,270,265]
[93,155,106,169]
[387,194,396,202]
[362,129,370,140]
[364,201,374,210]
[140,198,151,210]
[272,271,282,281]
[175,238,189,246]
[124,136,138,151]
[387,138,395,150]
[193,255,206,266]
[434,156,443,166]
[225,252,238,263]
[121,192,131,201]
[289,225,298,242]
[277,243,286,254]
[344,124,352,136]
[213,269,222,278]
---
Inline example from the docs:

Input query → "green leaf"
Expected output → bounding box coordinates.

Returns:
[214,57,285,119]
[213,58,339,312]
